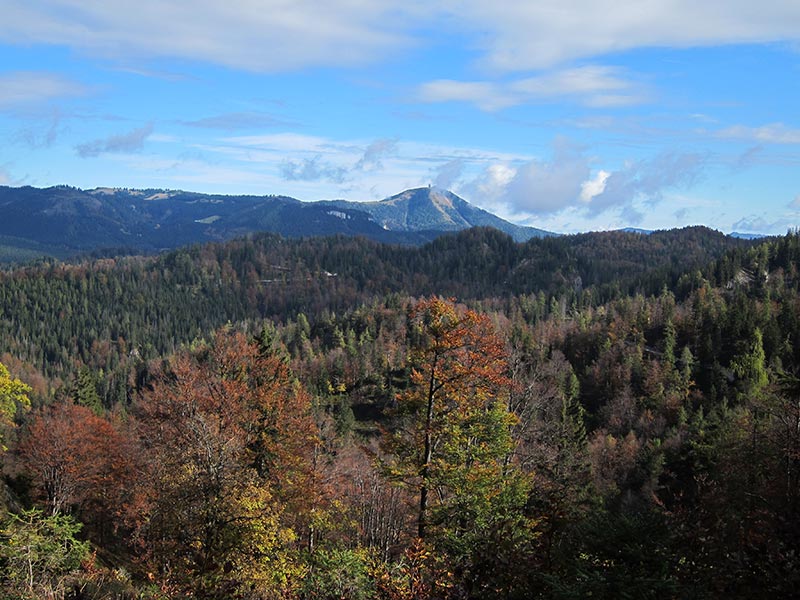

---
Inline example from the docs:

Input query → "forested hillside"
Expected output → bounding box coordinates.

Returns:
[0,226,750,391]
[2,226,798,599]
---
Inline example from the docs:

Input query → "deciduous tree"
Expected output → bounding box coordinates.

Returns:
[131,328,317,598]
[0,362,30,453]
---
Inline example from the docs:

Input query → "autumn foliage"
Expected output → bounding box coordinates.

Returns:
[4,231,800,598]
[129,328,318,597]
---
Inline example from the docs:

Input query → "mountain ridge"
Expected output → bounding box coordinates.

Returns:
[0,184,768,263]
[0,184,553,261]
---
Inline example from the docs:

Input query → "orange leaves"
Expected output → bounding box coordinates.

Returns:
[128,327,319,595]
[406,296,510,412]
[16,401,136,521]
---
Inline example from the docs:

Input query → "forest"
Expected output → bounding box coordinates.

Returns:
[1,225,798,599]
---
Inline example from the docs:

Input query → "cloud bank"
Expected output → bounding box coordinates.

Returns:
[3,1,799,73]
[459,141,709,225]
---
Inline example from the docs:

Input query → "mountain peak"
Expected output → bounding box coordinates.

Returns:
[328,187,553,241]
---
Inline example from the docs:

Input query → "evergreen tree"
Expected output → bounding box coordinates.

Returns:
[74,367,102,415]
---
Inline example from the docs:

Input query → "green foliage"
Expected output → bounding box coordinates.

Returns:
[0,507,90,600]
[299,548,376,600]
[73,366,103,414]
[731,327,769,400]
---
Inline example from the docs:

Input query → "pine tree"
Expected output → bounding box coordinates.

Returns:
[74,367,102,415]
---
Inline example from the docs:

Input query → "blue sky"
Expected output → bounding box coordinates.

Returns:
[1,1,799,234]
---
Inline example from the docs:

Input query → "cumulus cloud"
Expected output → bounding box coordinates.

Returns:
[419,66,644,111]
[620,204,645,225]
[76,123,154,157]
[501,139,592,214]
[280,156,349,184]
[0,71,87,110]
[460,163,516,205]
[580,170,610,202]
[460,141,710,223]
[181,112,291,131]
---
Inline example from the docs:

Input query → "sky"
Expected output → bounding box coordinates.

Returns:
[1,1,799,234]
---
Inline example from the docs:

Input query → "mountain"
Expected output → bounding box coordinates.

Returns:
[0,185,511,261]
[323,187,554,242]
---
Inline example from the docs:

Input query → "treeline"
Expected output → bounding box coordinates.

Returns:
[1,228,799,598]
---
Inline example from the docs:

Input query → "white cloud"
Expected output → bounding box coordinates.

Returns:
[500,139,592,214]
[0,71,87,109]
[716,123,800,144]
[1,0,417,72]
[418,81,509,111]
[458,143,710,224]
[4,2,798,73]
[580,170,610,202]
[458,164,516,207]
[84,126,714,226]
[419,66,645,111]
[443,0,800,72]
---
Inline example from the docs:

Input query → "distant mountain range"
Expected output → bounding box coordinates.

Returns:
[0,184,770,263]
[0,185,554,262]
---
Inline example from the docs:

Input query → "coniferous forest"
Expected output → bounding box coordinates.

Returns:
[1,226,800,599]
